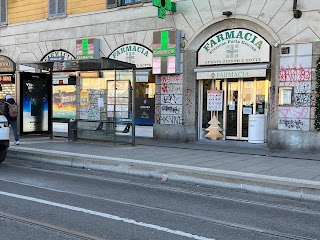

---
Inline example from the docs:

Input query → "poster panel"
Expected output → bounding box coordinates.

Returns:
[21,73,51,133]
[52,85,76,119]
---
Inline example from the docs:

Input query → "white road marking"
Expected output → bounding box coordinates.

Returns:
[0,191,215,240]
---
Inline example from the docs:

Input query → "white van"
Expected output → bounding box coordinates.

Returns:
[0,115,10,163]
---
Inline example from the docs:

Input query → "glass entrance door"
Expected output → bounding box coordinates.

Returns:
[198,77,268,141]
[226,81,239,138]
[225,78,268,140]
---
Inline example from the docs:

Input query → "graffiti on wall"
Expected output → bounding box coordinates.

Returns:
[270,86,276,119]
[279,65,311,86]
[278,119,309,131]
[155,75,183,125]
[155,115,183,125]
[278,44,312,131]
[278,107,310,119]
[185,88,193,115]
[160,75,182,94]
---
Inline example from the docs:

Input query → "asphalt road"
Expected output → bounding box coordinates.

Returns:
[1,157,320,240]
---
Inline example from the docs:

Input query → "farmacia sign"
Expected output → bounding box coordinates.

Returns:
[198,29,270,66]
[109,44,152,68]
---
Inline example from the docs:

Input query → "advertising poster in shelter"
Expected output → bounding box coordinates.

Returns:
[52,85,76,119]
[80,89,89,107]
[135,98,155,125]
[20,73,51,133]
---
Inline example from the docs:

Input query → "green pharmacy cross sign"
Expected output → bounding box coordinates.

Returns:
[153,0,176,19]
[152,29,181,74]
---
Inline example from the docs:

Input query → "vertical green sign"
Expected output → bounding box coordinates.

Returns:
[152,29,181,74]
[152,0,176,19]
[76,38,100,59]
[82,39,89,55]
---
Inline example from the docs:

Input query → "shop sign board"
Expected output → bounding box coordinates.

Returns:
[152,0,176,19]
[109,44,152,68]
[207,90,223,111]
[197,69,266,79]
[41,50,76,61]
[76,38,100,59]
[0,75,14,83]
[0,56,16,72]
[198,29,270,66]
[152,30,181,74]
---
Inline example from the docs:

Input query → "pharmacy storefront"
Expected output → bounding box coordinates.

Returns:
[195,29,271,141]
[109,44,155,137]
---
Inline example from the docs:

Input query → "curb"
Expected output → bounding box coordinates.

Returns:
[7,149,320,202]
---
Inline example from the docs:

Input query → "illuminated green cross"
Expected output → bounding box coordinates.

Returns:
[153,30,176,57]
[153,30,177,73]
[152,0,176,19]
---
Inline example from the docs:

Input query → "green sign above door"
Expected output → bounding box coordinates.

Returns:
[152,0,176,19]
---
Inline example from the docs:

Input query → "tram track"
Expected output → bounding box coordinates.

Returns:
[0,190,316,240]
[0,212,104,240]
[3,161,320,217]
[1,162,320,239]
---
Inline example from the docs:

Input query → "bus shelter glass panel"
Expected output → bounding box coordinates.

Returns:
[76,69,134,145]
[106,70,134,143]
[52,73,77,137]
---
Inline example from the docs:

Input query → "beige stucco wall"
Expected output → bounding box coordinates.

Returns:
[1,0,320,147]
[1,0,320,64]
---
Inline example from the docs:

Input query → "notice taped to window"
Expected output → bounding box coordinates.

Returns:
[207,90,223,111]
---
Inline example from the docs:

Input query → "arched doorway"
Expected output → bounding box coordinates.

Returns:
[184,18,279,141]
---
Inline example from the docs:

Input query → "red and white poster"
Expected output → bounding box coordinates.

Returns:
[207,90,223,111]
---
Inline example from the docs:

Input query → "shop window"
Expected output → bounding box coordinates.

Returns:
[49,0,66,18]
[107,0,151,9]
[279,86,293,106]
[0,0,7,24]
[107,0,118,8]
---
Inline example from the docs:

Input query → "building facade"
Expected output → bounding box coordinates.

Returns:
[1,0,320,150]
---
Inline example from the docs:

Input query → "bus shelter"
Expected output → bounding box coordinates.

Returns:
[20,58,136,146]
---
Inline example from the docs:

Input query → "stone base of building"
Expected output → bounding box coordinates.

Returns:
[267,129,320,151]
[153,124,197,142]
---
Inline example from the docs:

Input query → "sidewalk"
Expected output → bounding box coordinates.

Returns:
[6,135,320,201]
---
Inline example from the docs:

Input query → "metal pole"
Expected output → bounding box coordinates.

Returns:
[113,69,116,146]
[132,69,136,146]
[50,70,53,139]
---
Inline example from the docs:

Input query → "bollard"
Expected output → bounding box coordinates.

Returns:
[68,119,77,141]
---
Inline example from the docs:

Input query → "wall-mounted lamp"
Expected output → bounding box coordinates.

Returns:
[273,41,281,48]
[222,11,232,17]
[181,34,187,49]
[293,0,302,18]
